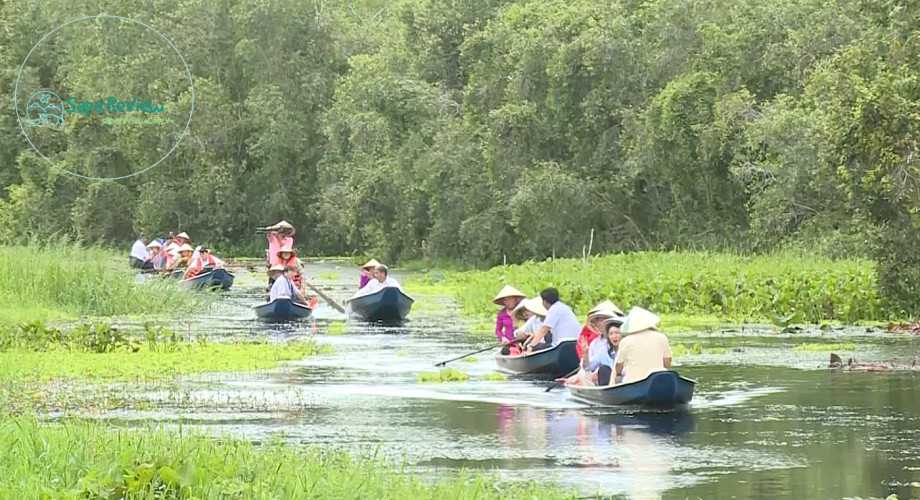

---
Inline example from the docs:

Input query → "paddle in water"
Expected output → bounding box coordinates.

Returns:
[303,279,347,314]
[434,338,525,367]
[545,366,580,392]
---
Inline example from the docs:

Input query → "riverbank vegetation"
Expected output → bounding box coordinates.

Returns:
[0,416,576,499]
[436,251,880,325]
[4,0,920,314]
[0,245,205,323]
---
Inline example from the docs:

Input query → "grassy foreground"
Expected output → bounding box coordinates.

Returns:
[0,416,576,499]
[0,245,205,322]
[433,251,880,326]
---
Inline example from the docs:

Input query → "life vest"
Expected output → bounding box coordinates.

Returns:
[278,256,301,287]
[186,254,216,278]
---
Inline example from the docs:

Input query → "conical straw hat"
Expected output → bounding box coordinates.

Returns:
[523,297,548,317]
[175,232,190,240]
[178,243,194,253]
[586,309,622,333]
[620,306,661,335]
[492,285,526,305]
[588,300,624,316]
[361,258,381,269]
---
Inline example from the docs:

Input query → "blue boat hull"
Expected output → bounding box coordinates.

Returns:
[179,268,234,290]
[566,370,695,408]
[494,339,579,379]
[348,287,414,323]
[254,298,314,322]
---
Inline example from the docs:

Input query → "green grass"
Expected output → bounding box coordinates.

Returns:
[416,369,469,382]
[0,340,330,383]
[0,415,576,499]
[440,250,879,325]
[0,245,205,322]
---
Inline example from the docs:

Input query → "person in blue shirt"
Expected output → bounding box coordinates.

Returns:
[559,311,624,386]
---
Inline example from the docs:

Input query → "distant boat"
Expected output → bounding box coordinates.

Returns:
[494,339,579,379]
[179,268,234,290]
[566,370,696,408]
[254,297,315,322]
[347,286,414,323]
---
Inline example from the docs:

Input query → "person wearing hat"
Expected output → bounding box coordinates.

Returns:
[560,310,624,386]
[264,221,295,267]
[613,306,673,385]
[576,300,625,359]
[144,240,168,271]
[349,264,404,300]
[525,287,582,353]
[270,265,309,304]
[264,264,286,299]
[275,246,305,293]
[167,244,195,272]
[493,285,526,346]
[183,246,225,279]
[167,232,191,260]
[359,259,381,290]
[504,297,547,355]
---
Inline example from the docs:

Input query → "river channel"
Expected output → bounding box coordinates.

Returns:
[110,261,920,499]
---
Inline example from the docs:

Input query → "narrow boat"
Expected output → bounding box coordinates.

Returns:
[566,370,695,408]
[179,268,235,291]
[253,297,315,322]
[494,339,579,379]
[347,286,414,323]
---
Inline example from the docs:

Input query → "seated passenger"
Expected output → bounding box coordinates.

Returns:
[502,297,546,355]
[613,306,673,385]
[524,287,582,353]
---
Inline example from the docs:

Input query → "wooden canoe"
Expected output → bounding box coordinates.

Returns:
[253,297,314,322]
[348,286,414,323]
[566,370,695,408]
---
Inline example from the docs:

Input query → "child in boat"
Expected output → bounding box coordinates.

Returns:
[504,297,547,355]
[493,285,526,347]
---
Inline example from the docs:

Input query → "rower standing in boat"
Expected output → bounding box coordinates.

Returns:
[359,259,381,289]
[505,297,547,355]
[492,285,526,349]
[129,233,150,269]
[524,287,582,353]
[270,265,308,304]
[613,306,673,385]
[262,220,295,267]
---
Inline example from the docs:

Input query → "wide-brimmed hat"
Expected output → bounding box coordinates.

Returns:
[620,306,661,335]
[587,309,623,333]
[512,296,547,320]
[361,258,381,270]
[277,246,296,257]
[492,285,526,305]
[269,264,284,272]
[602,316,626,332]
[178,243,194,253]
[587,300,624,316]
[175,232,190,240]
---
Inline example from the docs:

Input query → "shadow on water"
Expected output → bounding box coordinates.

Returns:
[82,262,920,499]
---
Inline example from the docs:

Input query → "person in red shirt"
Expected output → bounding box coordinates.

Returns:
[576,300,625,359]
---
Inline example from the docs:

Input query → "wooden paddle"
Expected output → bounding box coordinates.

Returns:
[303,279,347,314]
[545,366,581,392]
[434,338,526,367]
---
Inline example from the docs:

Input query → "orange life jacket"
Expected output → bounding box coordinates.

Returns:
[186,254,216,278]
[278,256,301,287]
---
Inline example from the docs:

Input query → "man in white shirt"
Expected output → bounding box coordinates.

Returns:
[129,233,150,269]
[525,287,582,353]
[269,265,308,304]
[350,264,403,299]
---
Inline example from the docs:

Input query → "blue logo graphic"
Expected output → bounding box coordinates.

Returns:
[25,90,65,129]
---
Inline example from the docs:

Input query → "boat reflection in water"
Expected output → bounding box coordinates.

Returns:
[494,404,694,499]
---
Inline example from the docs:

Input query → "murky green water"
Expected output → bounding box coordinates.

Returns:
[111,263,920,499]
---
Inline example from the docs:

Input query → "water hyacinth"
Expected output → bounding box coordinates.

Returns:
[445,251,880,323]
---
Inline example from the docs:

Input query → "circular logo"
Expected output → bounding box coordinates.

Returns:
[12,14,195,181]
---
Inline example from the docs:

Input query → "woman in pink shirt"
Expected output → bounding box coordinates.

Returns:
[492,285,526,344]
[264,221,295,266]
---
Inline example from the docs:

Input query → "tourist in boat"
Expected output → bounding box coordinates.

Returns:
[577,300,624,359]
[269,265,309,304]
[559,310,624,386]
[265,264,285,299]
[145,240,168,271]
[167,232,191,260]
[275,246,305,293]
[524,287,582,353]
[129,233,150,269]
[493,285,526,346]
[263,220,295,266]
[183,246,225,279]
[503,296,546,355]
[359,258,381,289]
[168,244,194,271]
[613,306,672,385]
[353,264,402,296]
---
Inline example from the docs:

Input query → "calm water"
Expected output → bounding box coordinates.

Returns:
[112,262,920,499]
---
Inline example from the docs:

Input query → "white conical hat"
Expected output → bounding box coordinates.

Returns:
[587,300,624,316]
[620,306,661,335]
[522,297,548,317]
[492,285,526,305]
[361,258,381,269]
[175,232,190,240]
[586,309,623,333]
